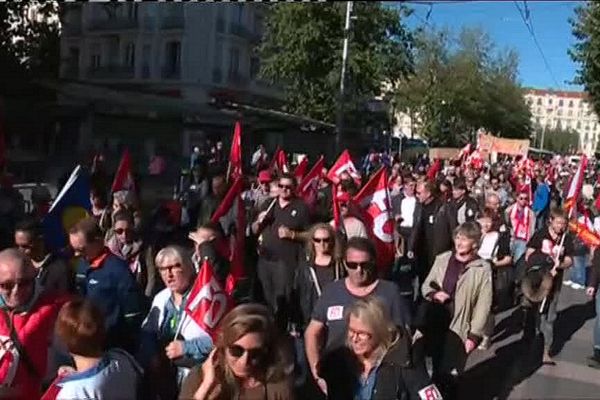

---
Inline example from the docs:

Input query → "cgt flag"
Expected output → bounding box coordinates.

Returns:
[353,167,395,273]
[111,148,136,193]
[294,156,309,180]
[43,165,91,251]
[185,259,231,340]
[298,155,325,211]
[327,150,360,184]
[563,155,588,212]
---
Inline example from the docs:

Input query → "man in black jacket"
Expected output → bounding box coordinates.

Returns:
[433,176,479,256]
[409,180,445,286]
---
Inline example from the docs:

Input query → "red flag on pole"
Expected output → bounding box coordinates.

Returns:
[353,167,395,273]
[269,147,289,175]
[227,121,243,182]
[210,177,246,297]
[563,155,588,212]
[294,156,309,180]
[185,259,231,340]
[426,159,442,181]
[111,148,136,193]
[298,156,325,211]
[569,219,600,248]
[327,150,360,184]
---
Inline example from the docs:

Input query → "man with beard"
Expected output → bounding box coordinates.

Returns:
[433,177,479,256]
[408,180,445,286]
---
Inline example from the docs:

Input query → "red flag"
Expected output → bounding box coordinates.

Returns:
[210,177,246,297]
[294,156,309,180]
[456,143,471,164]
[111,149,136,193]
[298,156,325,210]
[185,259,231,340]
[569,219,600,248]
[327,149,360,184]
[270,147,289,174]
[227,121,243,182]
[426,159,442,181]
[563,155,588,212]
[353,167,395,273]
[332,186,342,232]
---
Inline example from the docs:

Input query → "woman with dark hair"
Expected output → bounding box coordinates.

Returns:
[179,304,294,400]
[43,299,142,399]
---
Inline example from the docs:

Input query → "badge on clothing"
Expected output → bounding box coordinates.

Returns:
[291,210,297,217]
[428,215,434,224]
[326,305,344,321]
[418,384,443,400]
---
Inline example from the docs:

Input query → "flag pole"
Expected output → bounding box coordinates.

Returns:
[226,161,232,184]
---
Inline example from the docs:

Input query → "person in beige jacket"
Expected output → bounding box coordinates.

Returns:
[414,221,493,399]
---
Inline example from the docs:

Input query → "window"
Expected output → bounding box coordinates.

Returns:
[568,109,573,117]
[577,121,582,129]
[124,43,135,68]
[90,43,101,68]
[559,99,564,107]
[569,100,574,108]
[142,44,151,78]
[228,46,240,77]
[127,3,138,20]
[250,57,259,79]
[164,41,181,77]
[549,98,553,105]
[234,4,243,24]
[557,109,562,116]
[537,98,542,105]
[536,107,541,114]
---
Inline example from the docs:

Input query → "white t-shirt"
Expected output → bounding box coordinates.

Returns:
[400,196,417,228]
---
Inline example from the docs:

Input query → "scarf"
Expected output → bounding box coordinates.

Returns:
[510,205,531,241]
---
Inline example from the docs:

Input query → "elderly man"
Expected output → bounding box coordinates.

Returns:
[0,249,68,399]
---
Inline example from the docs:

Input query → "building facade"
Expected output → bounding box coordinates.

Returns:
[524,88,599,156]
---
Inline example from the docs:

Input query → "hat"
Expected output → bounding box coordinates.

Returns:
[258,170,272,183]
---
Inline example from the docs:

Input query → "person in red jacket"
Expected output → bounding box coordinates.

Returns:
[0,248,68,399]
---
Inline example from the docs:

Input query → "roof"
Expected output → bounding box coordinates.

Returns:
[525,88,588,100]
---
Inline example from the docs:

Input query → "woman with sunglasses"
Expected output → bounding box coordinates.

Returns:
[324,297,439,400]
[179,303,294,400]
[137,246,213,399]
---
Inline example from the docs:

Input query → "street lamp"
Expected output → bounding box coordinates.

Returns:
[335,1,353,154]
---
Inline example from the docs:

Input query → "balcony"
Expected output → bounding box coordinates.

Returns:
[161,13,184,30]
[212,68,222,84]
[161,65,181,80]
[87,17,139,32]
[86,65,135,80]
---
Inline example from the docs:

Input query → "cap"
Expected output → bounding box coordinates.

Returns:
[258,170,272,183]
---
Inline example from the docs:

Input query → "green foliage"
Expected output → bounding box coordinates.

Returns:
[0,1,60,95]
[570,2,600,117]
[258,2,413,122]
[539,126,579,154]
[393,27,532,147]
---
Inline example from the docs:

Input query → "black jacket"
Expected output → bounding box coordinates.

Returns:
[292,256,343,329]
[433,196,480,255]
[322,331,438,400]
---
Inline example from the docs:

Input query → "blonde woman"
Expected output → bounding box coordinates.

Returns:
[322,297,440,400]
[179,303,294,400]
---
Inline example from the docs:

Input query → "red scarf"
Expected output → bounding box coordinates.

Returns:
[510,205,531,241]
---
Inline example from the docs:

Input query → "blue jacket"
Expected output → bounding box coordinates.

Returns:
[532,183,551,214]
[75,250,145,351]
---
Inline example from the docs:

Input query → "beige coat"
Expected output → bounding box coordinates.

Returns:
[422,251,493,342]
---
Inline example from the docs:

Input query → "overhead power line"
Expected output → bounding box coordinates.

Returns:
[514,0,562,89]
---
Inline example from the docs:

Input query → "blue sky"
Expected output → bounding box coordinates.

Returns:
[403,0,582,91]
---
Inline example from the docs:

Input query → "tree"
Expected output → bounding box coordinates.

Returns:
[258,2,413,123]
[570,2,600,117]
[393,26,532,147]
[0,1,60,95]
[539,126,579,154]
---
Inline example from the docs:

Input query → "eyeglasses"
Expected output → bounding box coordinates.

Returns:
[0,277,35,293]
[313,237,332,244]
[157,263,184,274]
[345,261,375,270]
[348,328,373,341]
[278,184,293,190]
[227,344,266,363]
[114,228,132,235]
[518,197,528,201]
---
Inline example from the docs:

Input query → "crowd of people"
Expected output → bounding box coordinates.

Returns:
[1,144,600,400]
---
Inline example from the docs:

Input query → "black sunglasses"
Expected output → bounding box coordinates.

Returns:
[313,237,332,244]
[345,261,375,270]
[278,184,293,190]
[114,228,132,235]
[227,344,266,362]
